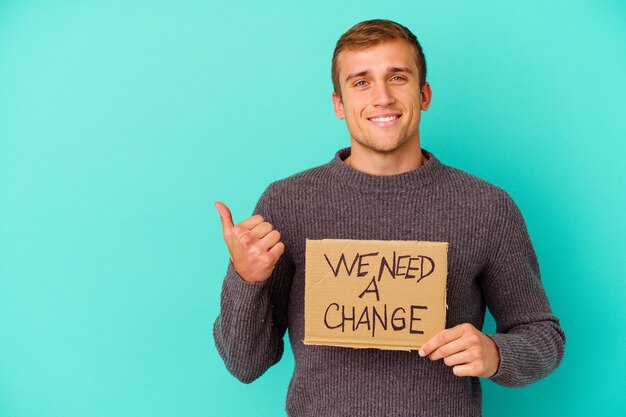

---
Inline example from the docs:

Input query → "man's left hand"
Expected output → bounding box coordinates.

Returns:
[418,323,501,378]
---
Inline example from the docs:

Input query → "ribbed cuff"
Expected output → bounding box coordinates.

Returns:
[488,332,523,388]
[223,262,269,305]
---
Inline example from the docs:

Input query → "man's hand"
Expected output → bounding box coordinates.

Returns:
[418,323,501,378]
[215,201,285,283]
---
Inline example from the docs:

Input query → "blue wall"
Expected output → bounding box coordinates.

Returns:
[1,1,624,416]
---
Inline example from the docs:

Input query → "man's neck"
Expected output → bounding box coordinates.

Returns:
[344,143,427,176]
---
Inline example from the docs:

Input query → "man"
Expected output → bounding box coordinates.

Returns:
[213,19,565,416]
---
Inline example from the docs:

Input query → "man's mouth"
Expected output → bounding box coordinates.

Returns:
[368,114,401,127]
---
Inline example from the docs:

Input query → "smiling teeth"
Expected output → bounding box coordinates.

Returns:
[370,116,397,122]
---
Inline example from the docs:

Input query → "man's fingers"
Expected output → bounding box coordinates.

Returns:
[260,229,281,248]
[428,336,474,361]
[248,221,274,239]
[419,325,465,357]
[451,364,475,377]
[237,214,266,231]
[268,241,286,259]
[215,201,234,234]
[419,323,499,378]
[441,350,474,368]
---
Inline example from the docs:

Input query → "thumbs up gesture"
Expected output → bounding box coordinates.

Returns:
[215,202,286,283]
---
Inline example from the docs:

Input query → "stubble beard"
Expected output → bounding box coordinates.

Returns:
[352,126,416,154]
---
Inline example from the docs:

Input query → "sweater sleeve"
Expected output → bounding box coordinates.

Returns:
[481,192,566,388]
[213,184,294,383]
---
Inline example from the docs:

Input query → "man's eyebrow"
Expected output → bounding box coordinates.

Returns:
[344,67,414,83]
[389,66,413,74]
[345,70,369,83]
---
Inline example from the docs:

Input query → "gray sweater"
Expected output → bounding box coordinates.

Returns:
[214,148,565,417]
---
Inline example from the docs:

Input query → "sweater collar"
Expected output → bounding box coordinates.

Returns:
[327,147,442,191]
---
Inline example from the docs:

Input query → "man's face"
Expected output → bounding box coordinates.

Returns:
[332,40,432,155]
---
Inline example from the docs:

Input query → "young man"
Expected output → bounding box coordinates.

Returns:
[214,20,565,417]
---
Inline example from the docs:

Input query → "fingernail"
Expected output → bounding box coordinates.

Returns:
[418,349,425,357]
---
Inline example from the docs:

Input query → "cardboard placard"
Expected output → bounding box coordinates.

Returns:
[304,239,448,351]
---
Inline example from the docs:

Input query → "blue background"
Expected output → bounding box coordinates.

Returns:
[1,1,624,416]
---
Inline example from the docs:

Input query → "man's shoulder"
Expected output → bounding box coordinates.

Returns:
[264,162,334,197]
[436,161,514,208]
[439,162,504,191]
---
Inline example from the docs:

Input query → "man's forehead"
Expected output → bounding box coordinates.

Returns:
[336,40,419,79]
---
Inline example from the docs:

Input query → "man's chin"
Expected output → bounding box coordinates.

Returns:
[358,136,412,154]
[357,143,405,154]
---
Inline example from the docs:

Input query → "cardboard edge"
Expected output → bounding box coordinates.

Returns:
[303,338,416,352]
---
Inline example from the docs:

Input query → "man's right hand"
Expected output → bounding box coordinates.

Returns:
[215,201,285,283]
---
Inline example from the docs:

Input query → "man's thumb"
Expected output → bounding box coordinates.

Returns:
[214,201,234,234]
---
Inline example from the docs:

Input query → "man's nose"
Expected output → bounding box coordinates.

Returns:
[371,83,395,107]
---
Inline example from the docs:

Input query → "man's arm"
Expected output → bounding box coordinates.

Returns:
[479,193,565,387]
[420,192,565,387]
[213,187,294,383]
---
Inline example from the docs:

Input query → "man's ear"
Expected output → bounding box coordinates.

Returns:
[420,82,432,111]
[332,91,345,119]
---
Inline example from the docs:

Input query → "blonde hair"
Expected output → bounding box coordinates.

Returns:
[332,19,427,97]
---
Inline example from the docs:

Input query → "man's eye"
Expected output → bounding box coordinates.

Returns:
[354,80,368,87]
[391,75,406,82]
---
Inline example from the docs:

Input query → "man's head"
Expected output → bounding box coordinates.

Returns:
[331,20,432,157]
[332,19,427,99]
